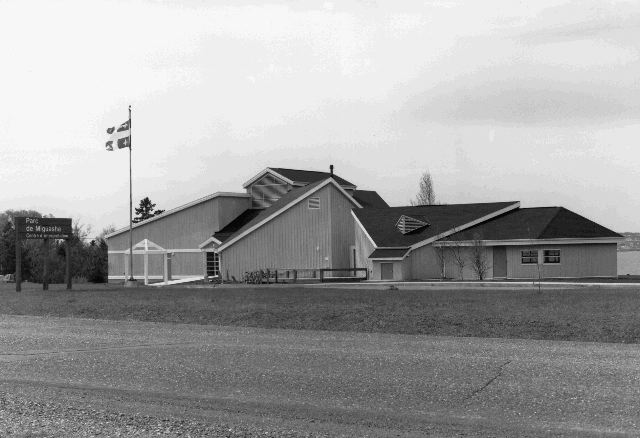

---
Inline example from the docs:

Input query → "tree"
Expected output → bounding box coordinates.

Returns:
[133,197,165,223]
[432,244,447,280]
[98,225,116,240]
[448,243,467,280]
[0,221,15,275]
[470,234,491,280]
[410,171,436,206]
[0,210,40,278]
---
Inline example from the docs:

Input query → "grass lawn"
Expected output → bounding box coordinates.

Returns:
[1,282,640,343]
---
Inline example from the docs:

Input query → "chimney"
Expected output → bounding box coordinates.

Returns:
[329,164,334,178]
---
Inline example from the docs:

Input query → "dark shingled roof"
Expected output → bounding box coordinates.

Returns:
[443,207,622,241]
[352,190,389,208]
[270,167,356,188]
[369,248,411,259]
[353,202,519,247]
[213,209,263,243]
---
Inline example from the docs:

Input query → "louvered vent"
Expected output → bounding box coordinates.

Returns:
[308,197,320,209]
[396,215,428,234]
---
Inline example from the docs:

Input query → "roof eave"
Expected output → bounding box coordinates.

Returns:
[242,168,295,188]
[198,236,223,249]
[409,202,522,250]
[433,237,624,246]
[105,192,250,239]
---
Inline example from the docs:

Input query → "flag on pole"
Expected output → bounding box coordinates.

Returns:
[105,120,131,151]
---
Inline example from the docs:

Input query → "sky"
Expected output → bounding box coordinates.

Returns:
[1,0,639,235]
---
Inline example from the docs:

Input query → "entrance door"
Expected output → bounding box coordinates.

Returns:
[493,247,507,278]
[381,263,394,280]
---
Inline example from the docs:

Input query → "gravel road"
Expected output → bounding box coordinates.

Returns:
[0,315,638,437]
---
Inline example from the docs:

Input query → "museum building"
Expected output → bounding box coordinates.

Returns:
[106,166,622,283]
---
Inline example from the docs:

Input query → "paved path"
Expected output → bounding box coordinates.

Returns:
[0,315,638,437]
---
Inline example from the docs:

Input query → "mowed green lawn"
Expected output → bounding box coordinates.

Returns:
[1,282,640,343]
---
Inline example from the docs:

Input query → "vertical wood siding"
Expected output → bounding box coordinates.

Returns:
[106,195,250,278]
[108,252,202,278]
[371,261,405,281]
[354,220,374,277]
[108,253,126,278]
[107,196,250,251]
[220,185,333,278]
[506,243,617,278]
[407,245,442,280]
[220,184,357,279]
[441,246,493,280]
[406,245,494,280]
[330,188,356,269]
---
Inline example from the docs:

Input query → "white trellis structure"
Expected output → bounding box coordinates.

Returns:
[122,239,172,285]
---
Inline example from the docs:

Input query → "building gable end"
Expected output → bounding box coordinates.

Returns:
[219,179,362,252]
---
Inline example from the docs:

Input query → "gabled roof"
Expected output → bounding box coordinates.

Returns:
[243,167,356,189]
[369,248,411,260]
[442,207,623,241]
[353,202,520,248]
[211,209,263,243]
[218,178,362,251]
[352,190,389,208]
[105,192,250,239]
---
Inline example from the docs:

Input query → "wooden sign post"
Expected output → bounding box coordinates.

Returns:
[14,217,72,292]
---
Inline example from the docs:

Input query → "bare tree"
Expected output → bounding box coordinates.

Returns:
[434,245,446,279]
[98,225,116,240]
[448,243,467,280]
[470,235,491,280]
[411,171,436,205]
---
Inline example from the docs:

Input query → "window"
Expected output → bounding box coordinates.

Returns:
[543,249,560,264]
[308,197,320,209]
[206,252,220,277]
[521,250,538,264]
[249,174,289,208]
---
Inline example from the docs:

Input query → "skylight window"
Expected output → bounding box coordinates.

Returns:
[396,215,428,234]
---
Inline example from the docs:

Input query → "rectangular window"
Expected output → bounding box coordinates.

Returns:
[308,197,320,209]
[206,252,220,277]
[521,250,538,264]
[543,249,560,264]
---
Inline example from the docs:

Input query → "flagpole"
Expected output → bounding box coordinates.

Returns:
[128,105,134,282]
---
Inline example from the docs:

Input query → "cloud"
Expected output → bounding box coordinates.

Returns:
[519,17,640,45]
[513,1,640,46]
[406,77,640,126]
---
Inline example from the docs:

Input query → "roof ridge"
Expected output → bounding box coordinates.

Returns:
[535,206,563,239]
[358,201,518,210]
[271,167,328,173]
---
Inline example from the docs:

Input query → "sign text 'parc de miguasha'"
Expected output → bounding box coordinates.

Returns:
[15,217,72,240]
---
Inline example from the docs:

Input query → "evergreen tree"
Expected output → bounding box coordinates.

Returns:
[133,197,165,223]
[0,221,15,275]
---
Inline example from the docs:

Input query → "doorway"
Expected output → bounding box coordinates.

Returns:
[493,247,507,278]
[381,263,394,280]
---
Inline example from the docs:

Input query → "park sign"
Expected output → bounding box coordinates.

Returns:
[15,217,72,240]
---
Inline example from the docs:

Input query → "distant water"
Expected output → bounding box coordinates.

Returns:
[618,251,640,275]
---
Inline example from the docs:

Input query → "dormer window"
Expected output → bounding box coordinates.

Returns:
[396,215,428,234]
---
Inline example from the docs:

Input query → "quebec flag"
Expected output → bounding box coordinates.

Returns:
[105,120,130,151]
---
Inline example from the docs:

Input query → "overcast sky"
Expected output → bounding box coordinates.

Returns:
[1,0,639,235]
